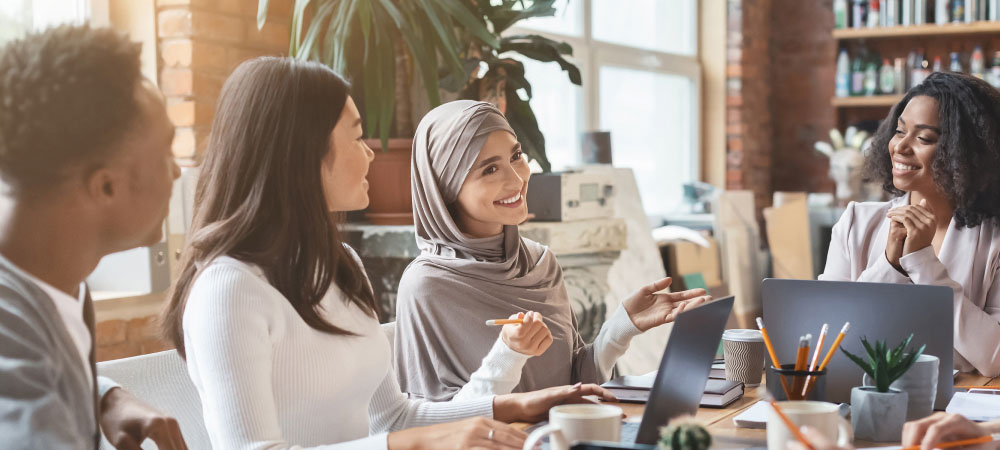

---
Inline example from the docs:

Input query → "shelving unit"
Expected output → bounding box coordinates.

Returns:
[831,94,904,107]
[832,21,1000,127]
[834,21,1000,40]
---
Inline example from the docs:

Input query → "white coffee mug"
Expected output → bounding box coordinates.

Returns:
[523,404,623,450]
[766,401,853,450]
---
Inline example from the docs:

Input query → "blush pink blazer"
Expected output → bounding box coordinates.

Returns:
[820,193,1000,377]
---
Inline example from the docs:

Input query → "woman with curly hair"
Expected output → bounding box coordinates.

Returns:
[821,72,1000,377]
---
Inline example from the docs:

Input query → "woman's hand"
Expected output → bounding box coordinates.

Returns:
[501,312,552,357]
[622,277,711,332]
[387,417,526,450]
[492,383,618,424]
[885,217,907,272]
[902,413,998,450]
[788,426,853,450]
[887,199,937,256]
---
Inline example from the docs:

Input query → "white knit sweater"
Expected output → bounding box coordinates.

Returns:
[183,255,495,450]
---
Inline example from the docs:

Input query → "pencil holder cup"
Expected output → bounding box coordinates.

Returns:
[767,364,827,401]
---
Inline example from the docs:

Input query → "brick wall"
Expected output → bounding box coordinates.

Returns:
[726,0,838,213]
[96,316,173,361]
[770,0,837,194]
[156,0,290,162]
[95,0,292,361]
[726,0,774,215]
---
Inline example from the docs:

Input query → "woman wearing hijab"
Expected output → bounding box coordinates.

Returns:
[161,58,616,450]
[821,72,1000,377]
[394,100,712,402]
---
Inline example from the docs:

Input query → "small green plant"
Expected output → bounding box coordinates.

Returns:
[658,419,711,450]
[840,334,925,393]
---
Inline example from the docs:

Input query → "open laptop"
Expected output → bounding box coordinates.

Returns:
[762,279,953,407]
[529,297,734,448]
[625,296,734,444]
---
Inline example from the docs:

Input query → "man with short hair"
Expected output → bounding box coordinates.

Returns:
[0,25,187,449]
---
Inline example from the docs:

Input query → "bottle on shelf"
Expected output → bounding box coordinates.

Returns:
[952,0,965,23]
[879,58,896,94]
[933,55,943,72]
[852,51,866,96]
[835,0,849,29]
[914,0,927,25]
[887,0,899,25]
[911,50,931,88]
[864,59,879,95]
[935,0,950,25]
[990,51,1000,88]
[869,0,881,28]
[894,57,907,94]
[853,0,868,28]
[837,49,851,97]
[950,52,964,72]
[971,46,985,79]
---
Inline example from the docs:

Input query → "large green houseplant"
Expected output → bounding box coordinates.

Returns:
[256,0,579,219]
[446,0,582,172]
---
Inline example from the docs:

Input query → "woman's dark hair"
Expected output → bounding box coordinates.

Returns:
[865,71,1000,228]
[162,57,376,358]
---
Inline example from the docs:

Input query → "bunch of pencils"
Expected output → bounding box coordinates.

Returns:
[756,318,851,399]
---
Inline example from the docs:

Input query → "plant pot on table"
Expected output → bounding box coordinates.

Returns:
[850,386,908,442]
[364,138,413,225]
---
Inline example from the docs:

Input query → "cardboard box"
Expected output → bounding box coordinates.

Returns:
[660,237,722,289]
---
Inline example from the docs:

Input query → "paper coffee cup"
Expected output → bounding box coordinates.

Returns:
[723,329,766,386]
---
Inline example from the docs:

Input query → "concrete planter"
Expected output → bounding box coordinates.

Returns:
[863,354,940,420]
[851,387,908,442]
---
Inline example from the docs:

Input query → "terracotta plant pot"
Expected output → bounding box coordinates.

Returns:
[364,138,413,225]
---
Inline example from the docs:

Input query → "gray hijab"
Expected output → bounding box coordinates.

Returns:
[394,101,600,401]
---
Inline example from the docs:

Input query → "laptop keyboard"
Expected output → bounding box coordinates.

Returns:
[620,421,640,443]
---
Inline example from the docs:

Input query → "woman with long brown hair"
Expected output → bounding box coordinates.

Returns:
[161,57,613,450]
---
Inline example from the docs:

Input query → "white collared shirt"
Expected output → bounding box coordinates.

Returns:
[19,270,92,383]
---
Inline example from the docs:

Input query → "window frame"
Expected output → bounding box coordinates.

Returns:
[507,0,702,190]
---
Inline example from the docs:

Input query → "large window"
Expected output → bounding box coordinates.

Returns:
[0,0,106,46]
[507,0,700,220]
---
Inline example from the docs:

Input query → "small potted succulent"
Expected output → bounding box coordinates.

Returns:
[841,334,925,442]
[658,419,712,450]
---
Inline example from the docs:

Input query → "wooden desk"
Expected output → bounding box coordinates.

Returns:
[516,373,997,447]
[709,373,994,448]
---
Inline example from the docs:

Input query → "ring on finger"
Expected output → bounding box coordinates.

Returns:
[488,428,494,441]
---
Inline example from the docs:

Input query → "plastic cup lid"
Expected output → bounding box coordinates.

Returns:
[722,328,763,342]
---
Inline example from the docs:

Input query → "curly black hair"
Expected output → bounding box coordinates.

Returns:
[864,71,1000,228]
[0,25,142,192]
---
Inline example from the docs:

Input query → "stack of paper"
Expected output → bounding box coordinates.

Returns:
[946,392,1000,422]
[732,401,770,429]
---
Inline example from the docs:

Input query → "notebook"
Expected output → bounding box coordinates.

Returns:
[710,362,726,380]
[945,392,1000,422]
[603,375,744,407]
